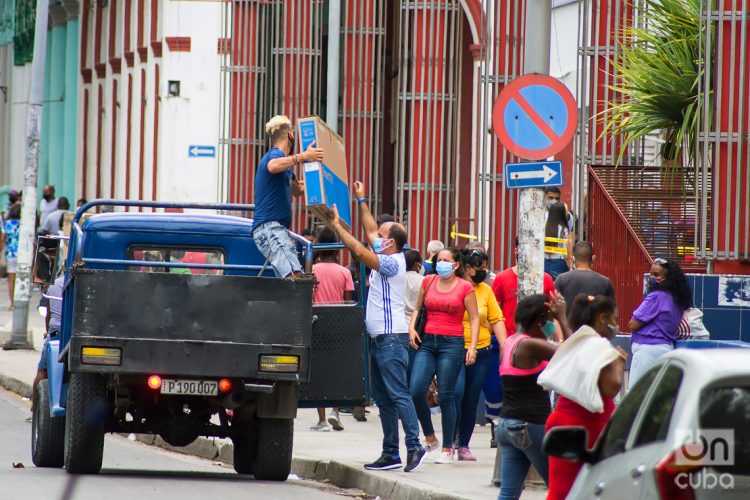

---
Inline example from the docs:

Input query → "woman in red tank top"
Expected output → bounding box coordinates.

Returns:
[544,295,627,500]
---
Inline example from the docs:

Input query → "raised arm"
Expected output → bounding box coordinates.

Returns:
[325,204,381,272]
[352,181,379,244]
[267,141,324,175]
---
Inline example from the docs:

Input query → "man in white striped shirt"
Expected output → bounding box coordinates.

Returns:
[325,181,426,473]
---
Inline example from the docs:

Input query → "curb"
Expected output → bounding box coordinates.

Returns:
[141,435,469,500]
[1,374,468,500]
[0,373,32,399]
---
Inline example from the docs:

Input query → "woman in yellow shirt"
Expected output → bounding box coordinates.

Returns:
[453,249,507,461]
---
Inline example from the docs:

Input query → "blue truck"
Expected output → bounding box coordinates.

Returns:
[30,200,366,480]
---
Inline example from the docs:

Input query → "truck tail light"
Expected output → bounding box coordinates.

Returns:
[81,346,122,366]
[218,379,232,393]
[259,355,299,373]
[147,375,162,390]
[654,447,703,500]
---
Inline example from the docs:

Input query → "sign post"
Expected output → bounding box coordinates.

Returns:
[492,74,577,300]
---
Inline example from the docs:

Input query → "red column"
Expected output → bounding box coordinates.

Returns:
[228,1,260,203]
[341,1,378,232]
[714,2,750,271]
[490,0,525,269]
[590,0,632,161]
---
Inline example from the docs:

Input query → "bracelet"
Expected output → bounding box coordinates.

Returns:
[357,197,367,204]
[468,346,477,351]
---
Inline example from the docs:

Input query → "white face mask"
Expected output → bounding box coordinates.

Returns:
[418,265,425,276]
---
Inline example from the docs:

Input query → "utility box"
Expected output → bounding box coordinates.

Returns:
[297,116,352,231]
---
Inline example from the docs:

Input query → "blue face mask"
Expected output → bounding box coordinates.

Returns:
[541,319,556,338]
[647,277,661,291]
[435,261,455,278]
[373,238,389,254]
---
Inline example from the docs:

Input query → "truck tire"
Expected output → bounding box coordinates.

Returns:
[231,430,257,475]
[64,372,108,474]
[31,379,65,467]
[252,418,293,481]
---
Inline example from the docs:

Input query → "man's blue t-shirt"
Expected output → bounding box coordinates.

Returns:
[252,147,295,231]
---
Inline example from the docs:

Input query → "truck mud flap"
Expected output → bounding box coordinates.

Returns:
[298,304,367,408]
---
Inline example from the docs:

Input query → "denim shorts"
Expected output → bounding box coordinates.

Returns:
[37,337,49,371]
[253,221,302,278]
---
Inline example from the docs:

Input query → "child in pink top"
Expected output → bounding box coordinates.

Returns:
[310,228,354,432]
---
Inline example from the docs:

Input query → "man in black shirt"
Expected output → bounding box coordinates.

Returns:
[554,241,615,305]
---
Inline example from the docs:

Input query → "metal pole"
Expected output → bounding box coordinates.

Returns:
[6,0,49,349]
[516,0,551,300]
[326,0,341,133]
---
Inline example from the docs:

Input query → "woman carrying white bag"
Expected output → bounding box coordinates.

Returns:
[538,295,628,500]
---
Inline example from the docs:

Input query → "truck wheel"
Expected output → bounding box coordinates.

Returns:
[252,418,293,481]
[31,379,65,467]
[64,372,108,474]
[231,429,257,475]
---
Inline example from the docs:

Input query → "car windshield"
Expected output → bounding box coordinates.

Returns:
[700,385,750,475]
[127,246,225,275]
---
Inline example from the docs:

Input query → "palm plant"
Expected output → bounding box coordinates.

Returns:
[603,0,710,171]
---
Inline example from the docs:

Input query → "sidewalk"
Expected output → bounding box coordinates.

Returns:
[0,277,546,499]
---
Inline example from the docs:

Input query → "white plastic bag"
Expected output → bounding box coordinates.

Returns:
[682,307,710,339]
[538,326,621,413]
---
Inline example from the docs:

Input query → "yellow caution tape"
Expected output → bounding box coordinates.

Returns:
[544,236,568,244]
[544,246,568,255]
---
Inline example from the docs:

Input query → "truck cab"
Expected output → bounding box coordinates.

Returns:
[31,200,366,480]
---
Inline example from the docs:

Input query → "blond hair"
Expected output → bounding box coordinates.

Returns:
[265,115,292,142]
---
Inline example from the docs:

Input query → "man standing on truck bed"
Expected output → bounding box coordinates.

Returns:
[252,115,324,278]
[325,181,427,473]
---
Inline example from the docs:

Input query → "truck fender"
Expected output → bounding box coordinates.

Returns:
[256,382,298,419]
[46,339,67,417]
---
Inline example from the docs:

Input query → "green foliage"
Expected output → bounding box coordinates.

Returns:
[603,0,710,168]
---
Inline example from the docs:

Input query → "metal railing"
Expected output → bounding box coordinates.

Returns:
[590,165,708,272]
[587,167,653,330]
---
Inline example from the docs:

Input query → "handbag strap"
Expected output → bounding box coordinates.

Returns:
[418,275,438,310]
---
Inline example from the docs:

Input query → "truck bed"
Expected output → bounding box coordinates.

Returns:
[66,269,314,380]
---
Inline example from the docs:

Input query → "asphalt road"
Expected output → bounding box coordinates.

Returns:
[0,388,359,500]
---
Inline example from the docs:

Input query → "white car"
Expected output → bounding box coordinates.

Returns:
[544,348,750,500]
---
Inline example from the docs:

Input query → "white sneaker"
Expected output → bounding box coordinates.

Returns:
[328,411,344,431]
[422,440,440,453]
[435,451,453,464]
[310,421,331,432]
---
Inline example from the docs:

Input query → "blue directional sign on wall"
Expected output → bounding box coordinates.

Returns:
[188,145,216,158]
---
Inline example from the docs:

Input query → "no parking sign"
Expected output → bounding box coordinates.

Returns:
[492,74,577,161]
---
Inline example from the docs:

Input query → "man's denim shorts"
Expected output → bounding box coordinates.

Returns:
[253,221,302,278]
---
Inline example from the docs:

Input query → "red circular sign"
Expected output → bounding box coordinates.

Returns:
[492,74,578,160]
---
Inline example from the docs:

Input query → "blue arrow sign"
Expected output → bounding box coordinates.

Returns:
[188,145,216,158]
[505,161,563,189]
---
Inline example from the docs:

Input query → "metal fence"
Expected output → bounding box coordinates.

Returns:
[218,0,325,231]
[587,167,653,330]
[591,165,709,272]
[696,1,750,261]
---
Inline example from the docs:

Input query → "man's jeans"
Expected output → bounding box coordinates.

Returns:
[454,345,493,447]
[409,334,465,449]
[370,333,421,458]
[496,418,549,500]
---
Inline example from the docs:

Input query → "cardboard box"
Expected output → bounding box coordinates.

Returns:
[297,116,352,231]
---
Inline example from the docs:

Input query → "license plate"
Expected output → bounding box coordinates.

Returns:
[160,379,218,396]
